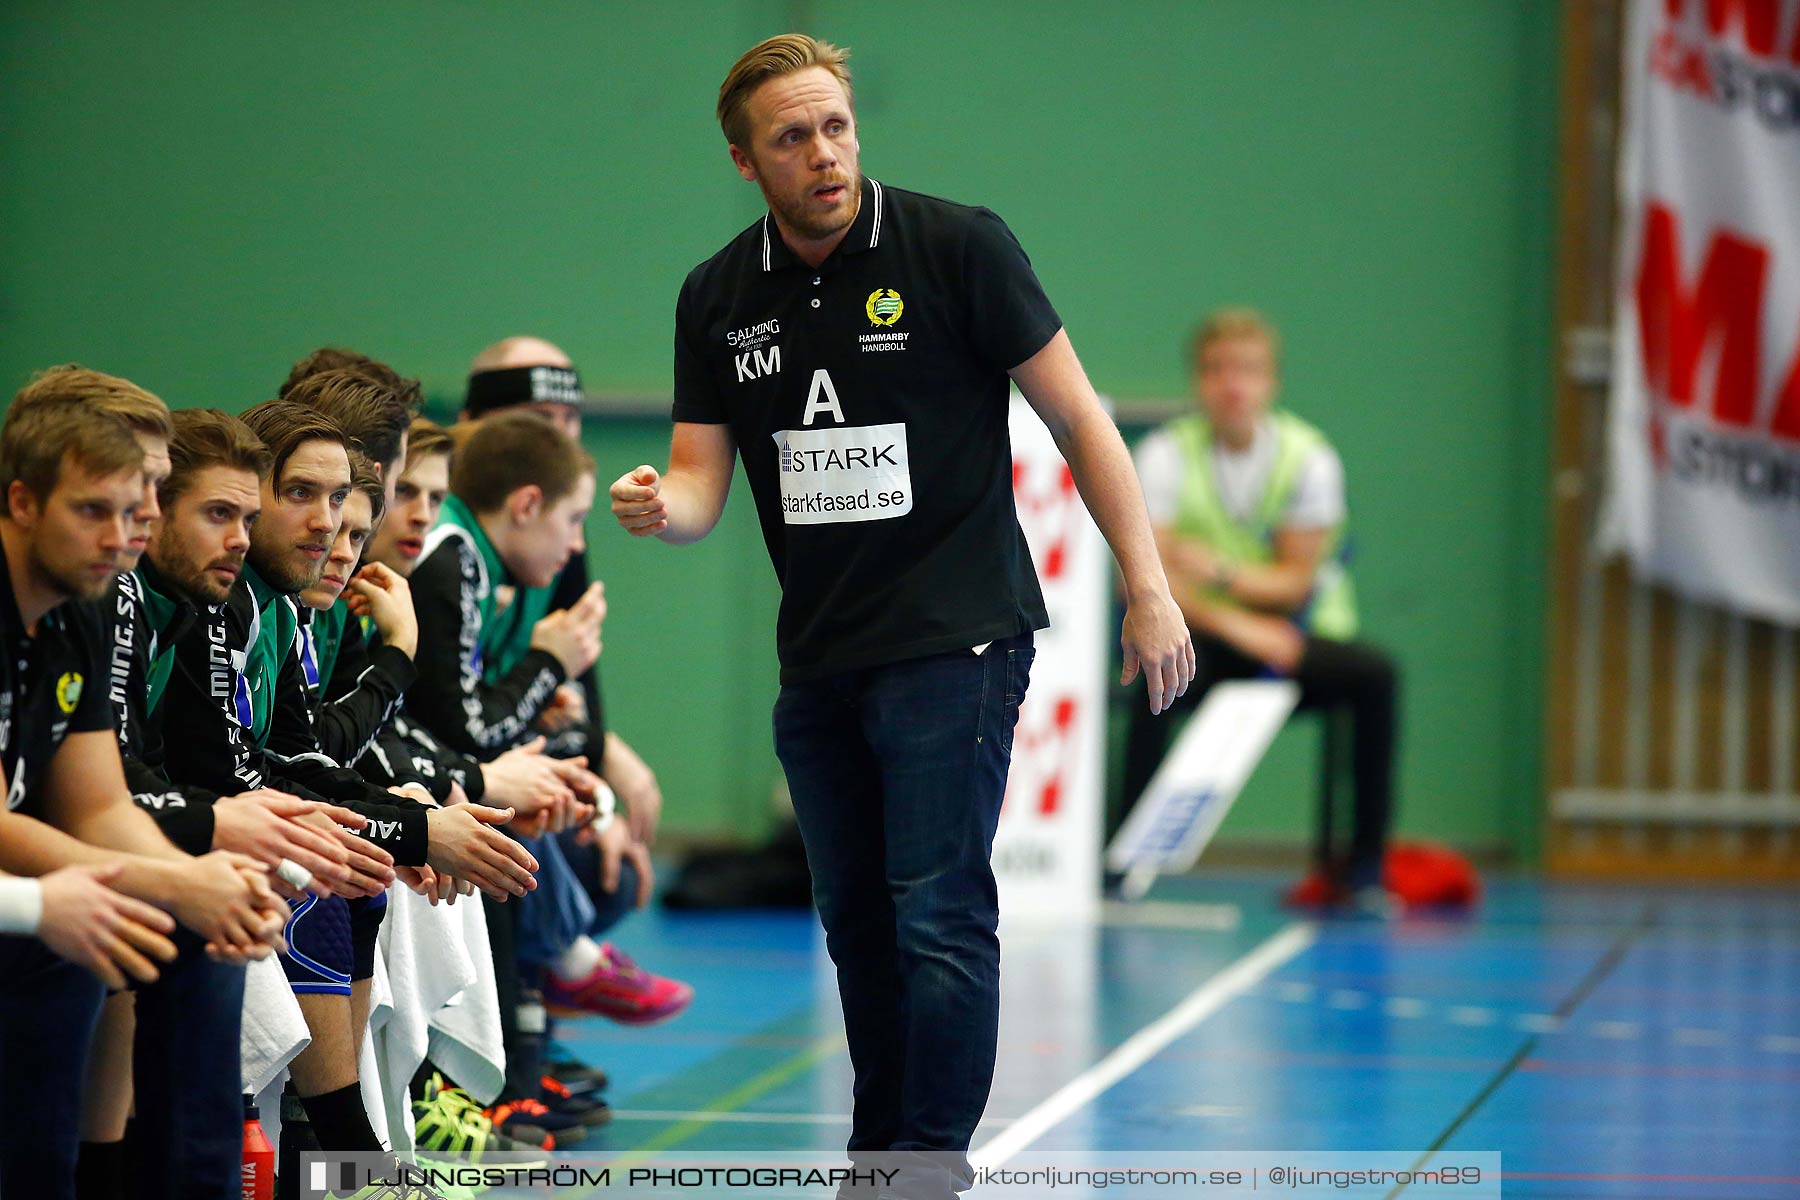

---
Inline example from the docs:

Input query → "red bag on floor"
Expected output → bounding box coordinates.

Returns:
[1282,841,1481,910]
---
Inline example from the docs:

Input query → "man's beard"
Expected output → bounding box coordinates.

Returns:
[763,174,858,241]
[186,560,238,605]
[150,526,240,605]
[248,540,323,595]
[30,542,116,602]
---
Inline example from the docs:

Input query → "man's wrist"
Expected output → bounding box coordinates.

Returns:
[124,858,181,909]
[1122,565,1173,605]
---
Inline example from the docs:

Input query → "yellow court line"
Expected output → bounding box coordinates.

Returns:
[551,1032,847,1198]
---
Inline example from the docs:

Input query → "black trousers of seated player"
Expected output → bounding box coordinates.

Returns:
[0,929,244,1200]
[1120,632,1399,890]
[0,936,104,1200]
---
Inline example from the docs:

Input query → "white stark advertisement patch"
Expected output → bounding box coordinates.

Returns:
[773,422,914,525]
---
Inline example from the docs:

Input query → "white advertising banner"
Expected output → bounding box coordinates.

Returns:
[994,394,1106,919]
[1105,680,1300,897]
[1601,0,1800,624]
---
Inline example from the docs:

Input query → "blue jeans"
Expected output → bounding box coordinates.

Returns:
[514,831,639,970]
[0,935,105,1200]
[130,929,247,1200]
[774,634,1034,1197]
[0,930,245,1200]
[557,825,641,939]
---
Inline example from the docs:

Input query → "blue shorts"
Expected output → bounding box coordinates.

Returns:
[282,881,392,993]
[281,890,391,996]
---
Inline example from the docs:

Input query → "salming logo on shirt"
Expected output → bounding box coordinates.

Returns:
[204,604,264,792]
[108,572,139,743]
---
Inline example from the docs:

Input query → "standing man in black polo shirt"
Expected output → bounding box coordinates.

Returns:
[610,34,1193,1199]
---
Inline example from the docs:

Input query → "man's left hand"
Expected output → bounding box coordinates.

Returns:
[1119,590,1196,715]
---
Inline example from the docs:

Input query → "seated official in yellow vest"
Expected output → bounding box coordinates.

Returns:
[1122,307,1399,900]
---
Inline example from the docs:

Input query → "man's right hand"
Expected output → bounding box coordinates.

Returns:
[397,865,474,907]
[37,864,180,990]
[165,851,289,962]
[529,584,605,678]
[611,466,667,537]
[344,562,418,658]
[594,819,655,910]
[213,790,355,897]
[288,807,395,897]
[481,737,576,831]
[424,805,540,902]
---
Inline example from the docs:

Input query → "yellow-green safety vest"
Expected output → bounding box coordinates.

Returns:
[1165,409,1358,640]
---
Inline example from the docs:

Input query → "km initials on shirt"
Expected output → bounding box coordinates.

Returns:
[734,345,781,383]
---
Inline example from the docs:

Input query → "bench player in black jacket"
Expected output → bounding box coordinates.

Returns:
[90,400,395,1200]
[0,371,287,1200]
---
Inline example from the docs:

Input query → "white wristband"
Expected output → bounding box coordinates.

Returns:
[0,877,45,936]
[592,781,617,834]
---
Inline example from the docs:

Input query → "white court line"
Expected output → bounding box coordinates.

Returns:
[1448,1006,1497,1027]
[1592,1020,1644,1040]
[607,1109,1020,1127]
[607,1110,852,1125]
[970,922,1317,1169]
[1099,899,1242,931]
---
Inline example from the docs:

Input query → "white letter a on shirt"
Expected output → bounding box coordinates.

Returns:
[802,369,845,427]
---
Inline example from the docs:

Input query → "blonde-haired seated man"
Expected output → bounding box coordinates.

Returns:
[1122,308,1399,902]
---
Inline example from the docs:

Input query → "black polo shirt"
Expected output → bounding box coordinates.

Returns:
[0,540,115,816]
[673,177,1059,682]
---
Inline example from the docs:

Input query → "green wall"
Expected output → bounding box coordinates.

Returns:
[0,2,1557,855]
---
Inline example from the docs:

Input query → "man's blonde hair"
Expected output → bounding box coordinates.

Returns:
[405,418,454,467]
[717,34,852,149]
[1191,307,1282,366]
[10,364,172,441]
[2,366,163,512]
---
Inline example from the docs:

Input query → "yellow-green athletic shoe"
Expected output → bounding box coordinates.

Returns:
[412,1072,552,1169]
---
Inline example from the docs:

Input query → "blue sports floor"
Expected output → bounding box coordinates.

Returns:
[545,871,1800,1199]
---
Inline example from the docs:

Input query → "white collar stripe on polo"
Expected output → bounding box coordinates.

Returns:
[758,178,884,272]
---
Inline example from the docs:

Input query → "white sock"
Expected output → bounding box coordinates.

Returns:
[554,936,604,982]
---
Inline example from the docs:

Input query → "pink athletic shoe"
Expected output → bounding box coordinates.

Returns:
[543,943,694,1025]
